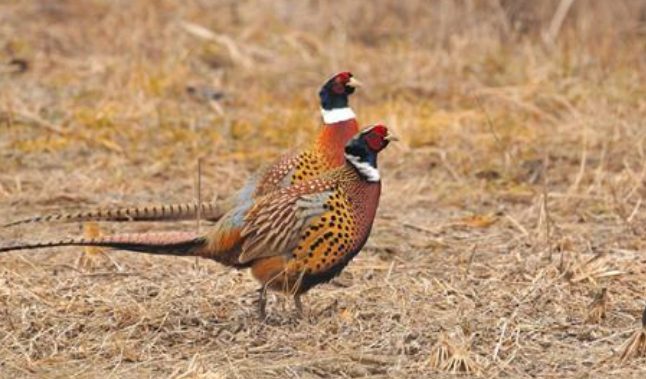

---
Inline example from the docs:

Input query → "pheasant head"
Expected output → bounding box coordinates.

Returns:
[316,71,362,165]
[319,71,361,124]
[345,124,396,182]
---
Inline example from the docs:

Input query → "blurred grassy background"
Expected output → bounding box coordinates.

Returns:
[3,1,646,378]
[2,0,645,193]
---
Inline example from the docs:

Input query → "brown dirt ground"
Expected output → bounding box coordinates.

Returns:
[2,1,646,378]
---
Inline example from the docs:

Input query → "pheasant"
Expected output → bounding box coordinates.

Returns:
[0,125,396,317]
[3,72,362,228]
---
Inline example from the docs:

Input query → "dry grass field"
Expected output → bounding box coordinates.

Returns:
[3,0,646,377]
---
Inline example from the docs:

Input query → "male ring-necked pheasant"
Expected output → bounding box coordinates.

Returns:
[3,72,362,228]
[0,125,396,317]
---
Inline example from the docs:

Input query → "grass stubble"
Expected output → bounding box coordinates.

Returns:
[2,0,646,377]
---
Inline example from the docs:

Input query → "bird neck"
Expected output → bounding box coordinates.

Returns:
[320,107,355,124]
[336,165,382,224]
[315,116,359,166]
[344,152,380,183]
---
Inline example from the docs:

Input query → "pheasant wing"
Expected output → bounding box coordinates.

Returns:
[238,184,334,264]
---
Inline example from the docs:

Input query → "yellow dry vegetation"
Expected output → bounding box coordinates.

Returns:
[2,1,646,378]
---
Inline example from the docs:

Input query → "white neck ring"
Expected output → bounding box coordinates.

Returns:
[345,153,380,182]
[321,107,356,124]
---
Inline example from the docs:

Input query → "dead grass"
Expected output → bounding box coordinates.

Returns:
[3,0,646,377]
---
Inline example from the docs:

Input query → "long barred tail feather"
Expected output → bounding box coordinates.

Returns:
[0,231,208,257]
[3,202,226,228]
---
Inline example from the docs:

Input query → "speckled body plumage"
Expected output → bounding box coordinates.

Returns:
[250,117,359,198]
[0,125,394,318]
[208,165,381,295]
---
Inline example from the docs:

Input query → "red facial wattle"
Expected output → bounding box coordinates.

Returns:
[370,125,388,138]
[331,72,352,94]
[365,126,389,152]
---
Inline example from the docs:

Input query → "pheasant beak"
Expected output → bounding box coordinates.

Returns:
[347,77,362,88]
[384,133,399,142]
